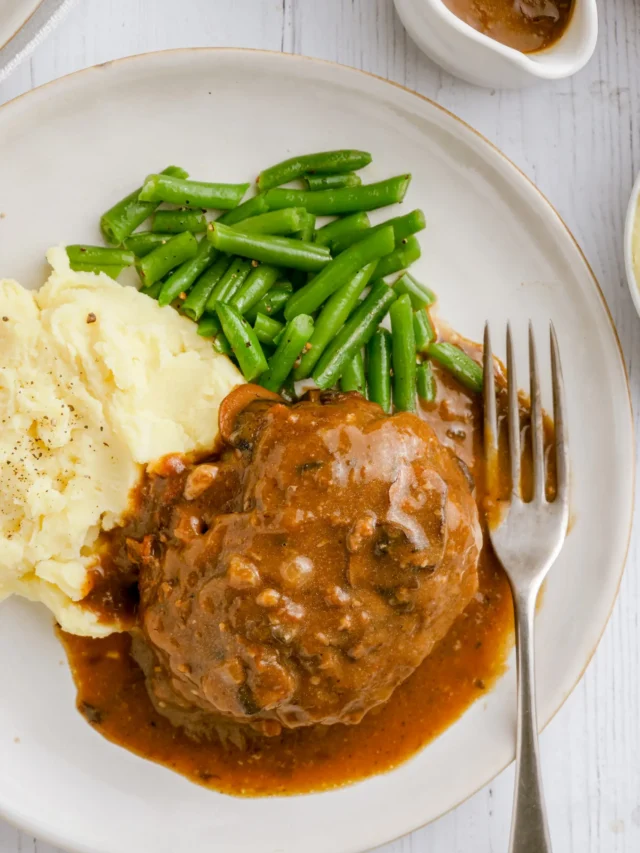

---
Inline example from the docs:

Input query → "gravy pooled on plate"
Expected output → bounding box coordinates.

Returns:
[442,0,574,53]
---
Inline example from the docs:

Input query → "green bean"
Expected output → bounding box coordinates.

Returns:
[124,232,173,258]
[314,213,371,246]
[265,175,411,216]
[212,332,232,355]
[230,264,280,315]
[158,240,217,306]
[182,256,231,321]
[285,225,395,321]
[314,212,371,249]
[215,303,268,381]
[313,283,397,390]
[413,307,436,353]
[152,210,207,234]
[217,193,269,226]
[293,262,377,380]
[140,280,164,300]
[340,349,367,396]
[280,376,297,403]
[139,175,249,210]
[291,212,317,289]
[71,263,125,279]
[331,209,426,254]
[234,208,306,236]
[259,315,314,393]
[197,316,221,337]
[296,211,316,242]
[258,150,372,191]
[205,258,253,312]
[198,316,232,354]
[245,287,291,324]
[389,295,417,412]
[254,312,285,345]
[427,342,483,393]
[207,222,331,272]
[393,272,436,308]
[373,236,421,280]
[305,173,362,191]
[101,165,188,245]
[417,361,437,403]
[367,328,392,413]
[135,231,199,287]
[67,246,135,267]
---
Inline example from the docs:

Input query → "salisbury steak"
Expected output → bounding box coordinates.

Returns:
[131,387,482,736]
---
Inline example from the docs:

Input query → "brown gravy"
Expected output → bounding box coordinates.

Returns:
[60,350,557,797]
[60,549,510,796]
[442,0,574,53]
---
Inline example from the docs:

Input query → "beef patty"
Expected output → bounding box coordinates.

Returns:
[111,387,482,737]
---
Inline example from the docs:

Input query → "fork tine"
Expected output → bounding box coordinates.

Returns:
[483,323,498,493]
[550,322,569,503]
[529,322,545,503]
[506,323,522,498]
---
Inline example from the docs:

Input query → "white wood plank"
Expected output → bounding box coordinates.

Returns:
[0,1,639,851]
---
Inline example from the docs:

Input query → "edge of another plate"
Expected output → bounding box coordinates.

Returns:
[0,0,77,84]
[624,171,640,317]
[0,47,634,853]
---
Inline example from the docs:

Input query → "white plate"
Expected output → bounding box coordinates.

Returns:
[0,49,633,853]
[0,0,76,83]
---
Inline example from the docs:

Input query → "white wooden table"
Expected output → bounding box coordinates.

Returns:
[0,2,638,851]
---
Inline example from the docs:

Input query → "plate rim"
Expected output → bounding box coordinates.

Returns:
[0,46,634,853]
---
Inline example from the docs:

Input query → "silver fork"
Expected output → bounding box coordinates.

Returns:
[483,322,569,853]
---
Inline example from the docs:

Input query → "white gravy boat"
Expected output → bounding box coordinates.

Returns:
[394,0,598,88]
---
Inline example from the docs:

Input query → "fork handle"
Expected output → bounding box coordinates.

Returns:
[509,587,552,853]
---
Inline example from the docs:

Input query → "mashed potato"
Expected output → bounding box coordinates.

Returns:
[0,248,241,636]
